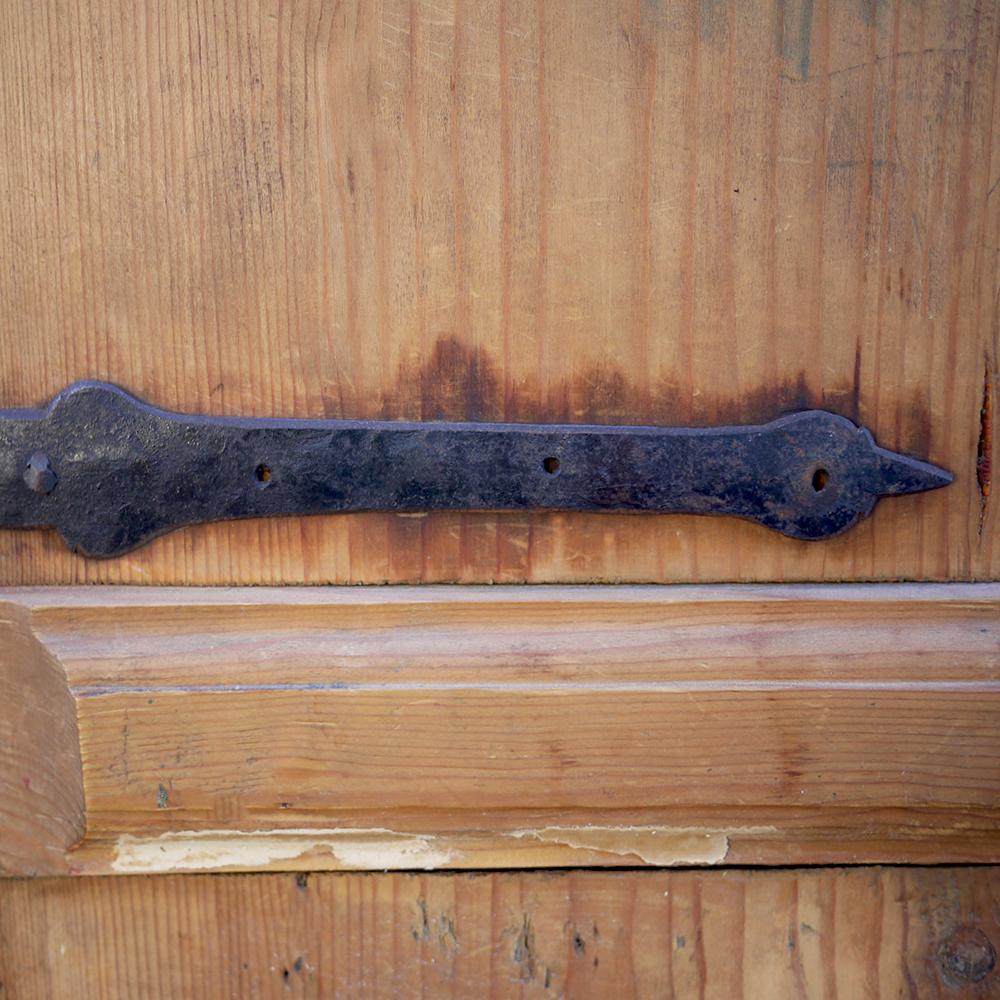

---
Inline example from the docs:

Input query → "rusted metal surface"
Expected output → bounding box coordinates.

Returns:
[0,381,952,558]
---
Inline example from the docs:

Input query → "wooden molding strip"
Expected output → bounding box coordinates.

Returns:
[2,584,999,874]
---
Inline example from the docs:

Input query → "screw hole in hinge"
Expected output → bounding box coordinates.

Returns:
[812,468,830,492]
[542,456,560,475]
[255,463,273,487]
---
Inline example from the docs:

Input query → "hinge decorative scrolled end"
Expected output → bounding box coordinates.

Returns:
[0,381,952,557]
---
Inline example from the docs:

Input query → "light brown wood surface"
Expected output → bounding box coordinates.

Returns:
[0,0,997,584]
[1,867,998,999]
[3,583,998,875]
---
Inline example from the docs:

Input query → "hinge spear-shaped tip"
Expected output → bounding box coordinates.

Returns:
[874,447,954,498]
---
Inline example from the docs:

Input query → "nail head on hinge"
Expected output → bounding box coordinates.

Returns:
[23,452,57,495]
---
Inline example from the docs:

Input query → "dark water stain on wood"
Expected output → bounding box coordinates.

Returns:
[512,913,537,982]
[419,336,501,422]
[364,334,940,500]
[377,334,930,458]
[698,0,729,43]
[796,0,814,79]
[776,0,814,81]
[412,896,431,942]
[903,399,933,460]
[859,0,887,28]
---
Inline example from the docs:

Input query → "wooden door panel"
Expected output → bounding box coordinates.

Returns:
[0,1,996,584]
[1,3,998,995]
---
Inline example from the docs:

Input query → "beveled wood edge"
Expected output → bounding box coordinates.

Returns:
[0,601,84,875]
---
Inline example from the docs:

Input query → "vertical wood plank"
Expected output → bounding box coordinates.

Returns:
[2,868,999,998]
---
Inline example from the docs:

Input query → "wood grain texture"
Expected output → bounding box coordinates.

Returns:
[2,867,999,998]
[3,584,998,874]
[0,0,997,584]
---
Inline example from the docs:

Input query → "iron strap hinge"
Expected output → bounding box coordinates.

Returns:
[0,381,952,557]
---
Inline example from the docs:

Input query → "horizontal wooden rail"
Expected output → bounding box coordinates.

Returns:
[2,584,999,874]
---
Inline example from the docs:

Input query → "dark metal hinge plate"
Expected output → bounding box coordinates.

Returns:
[0,381,952,557]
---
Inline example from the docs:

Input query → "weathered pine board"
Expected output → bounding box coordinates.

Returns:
[0,1,997,584]
[2,867,999,998]
[3,584,999,875]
